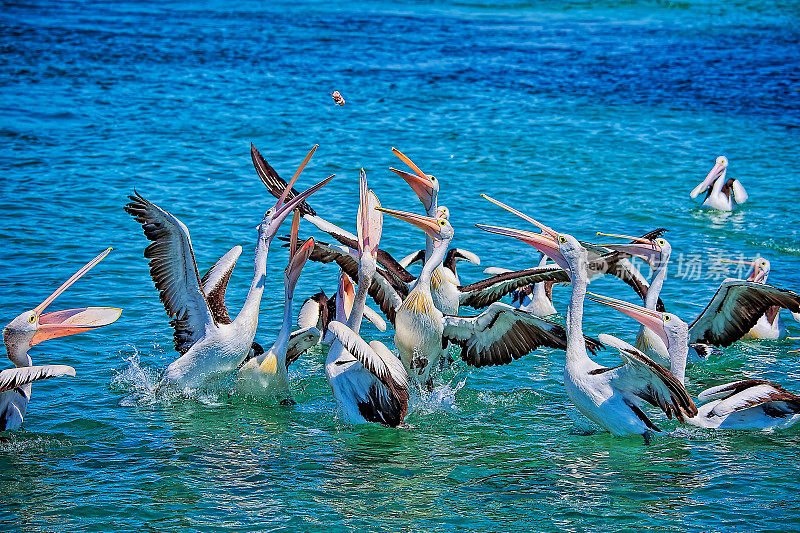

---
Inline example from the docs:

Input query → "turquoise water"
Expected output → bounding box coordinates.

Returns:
[2,1,800,531]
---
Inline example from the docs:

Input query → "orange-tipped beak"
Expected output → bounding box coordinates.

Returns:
[719,258,763,283]
[476,224,569,271]
[389,167,436,212]
[274,144,318,209]
[586,292,669,348]
[376,207,443,240]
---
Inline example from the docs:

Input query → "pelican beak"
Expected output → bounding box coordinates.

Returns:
[475,224,569,271]
[270,144,333,222]
[596,232,661,263]
[376,207,443,240]
[719,258,760,282]
[30,248,122,346]
[284,211,315,293]
[391,147,436,211]
[357,169,383,257]
[690,156,727,199]
[586,292,670,349]
[338,272,355,318]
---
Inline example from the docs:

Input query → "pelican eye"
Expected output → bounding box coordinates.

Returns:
[657,239,666,246]
[28,314,36,324]
[439,220,446,226]
[664,315,670,322]
[558,236,566,243]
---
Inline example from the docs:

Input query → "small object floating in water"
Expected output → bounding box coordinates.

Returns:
[331,91,345,106]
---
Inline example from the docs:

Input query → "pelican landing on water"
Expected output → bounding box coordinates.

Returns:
[1,249,121,430]
[690,156,748,211]
[125,146,332,392]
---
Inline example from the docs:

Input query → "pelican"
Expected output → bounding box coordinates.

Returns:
[591,293,800,430]
[721,257,784,340]
[377,206,602,386]
[324,170,409,427]
[295,288,386,345]
[1,248,122,430]
[478,220,696,441]
[236,212,317,399]
[690,156,748,211]
[125,146,332,391]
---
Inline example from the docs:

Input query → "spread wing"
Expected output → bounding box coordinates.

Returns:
[398,249,425,269]
[0,365,76,393]
[251,143,316,217]
[442,302,603,367]
[125,192,215,355]
[599,334,697,422]
[200,245,242,325]
[698,380,800,418]
[327,321,409,405]
[457,266,570,309]
[688,280,800,346]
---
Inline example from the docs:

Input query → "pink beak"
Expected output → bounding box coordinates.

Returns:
[357,169,383,257]
[476,224,569,271]
[376,207,443,240]
[284,211,315,294]
[690,156,727,199]
[29,248,122,346]
[586,292,670,349]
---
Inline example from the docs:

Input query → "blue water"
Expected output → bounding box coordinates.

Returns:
[2,1,800,531]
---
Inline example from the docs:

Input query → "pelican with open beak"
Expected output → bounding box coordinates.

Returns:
[1,248,122,430]
[689,155,748,211]
[237,211,316,401]
[478,214,696,441]
[591,292,800,431]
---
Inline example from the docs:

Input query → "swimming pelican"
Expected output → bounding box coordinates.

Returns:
[324,170,409,427]
[478,221,696,440]
[377,206,602,386]
[125,146,332,391]
[236,212,317,399]
[591,293,800,430]
[721,257,784,340]
[690,156,748,211]
[1,248,122,430]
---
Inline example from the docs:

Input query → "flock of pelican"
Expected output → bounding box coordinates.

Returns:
[3,149,799,440]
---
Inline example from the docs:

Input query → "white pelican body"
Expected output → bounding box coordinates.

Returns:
[593,291,800,431]
[480,218,696,439]
[237,214,316,399]
[1,249,121,430]
[690,156,748,211]
[126,148,331,392]
[325,171,409,427]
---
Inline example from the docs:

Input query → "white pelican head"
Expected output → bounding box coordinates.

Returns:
[389,147,439,213]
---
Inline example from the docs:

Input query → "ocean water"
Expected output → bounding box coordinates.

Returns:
[1,1,799,531]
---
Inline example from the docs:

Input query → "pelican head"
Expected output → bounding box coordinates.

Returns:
[376,207,454,249]
[335,271,356,321]
[390,148,439,213]
[2,248,122,367]
[260,144,333,234]
[597,232,671,266]
[690,155,728,199]
[586,292,687,351]
[720,256,770,284]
